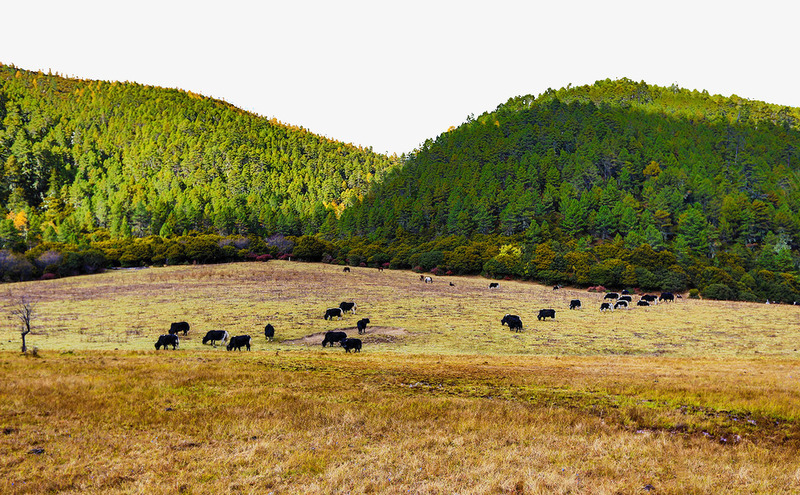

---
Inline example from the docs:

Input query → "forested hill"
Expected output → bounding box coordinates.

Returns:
[0,64,396,239]
[4,65,800,302]
[335,79,800,301]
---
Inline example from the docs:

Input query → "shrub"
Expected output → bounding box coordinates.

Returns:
[702,283,737,301]
[689,288,700,299]
[292,236,334,262]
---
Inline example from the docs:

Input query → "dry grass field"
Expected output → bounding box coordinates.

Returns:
[2,261,800,493]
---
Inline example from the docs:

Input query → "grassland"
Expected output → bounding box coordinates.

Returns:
[2,261,800,493]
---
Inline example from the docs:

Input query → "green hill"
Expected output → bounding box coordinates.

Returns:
[3,66,800,301]
[334,79,800,301]
[0,64,397,241]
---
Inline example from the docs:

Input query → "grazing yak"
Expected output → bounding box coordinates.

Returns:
[356,318,370,334]
[227,335,251,351]
[569,299,581,310]
[618,295,632,303]
[202,330,229,347]
[659,292,675,302]
[155,334,179,350]
[341,338,362,353]
[501,314,523,332]
[641,294,658,303]
[339,301,357,314]
[537,309,556,320]
[169,321,190,335]
[322,331,347,347]
[614,300,628,309]
[264,323,275,341]
[604,292,619,300]
[600,302,612,311]
[637,300,650,307]
[424,276,433,283]
[324,307,344,320]
[489,282,499,289]
[343,267,350,272]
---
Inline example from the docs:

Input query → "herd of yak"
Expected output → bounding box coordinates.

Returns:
[500,287,679,333]
[153,300,368,353]
[152,276,680,351]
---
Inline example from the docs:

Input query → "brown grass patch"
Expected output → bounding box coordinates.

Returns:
[1,351,799,493]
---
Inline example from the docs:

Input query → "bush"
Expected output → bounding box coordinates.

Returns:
[702,283,737,301]
[410,251,444,272]
[292,235,334,262]
[185,236,223,263]
[689,288,699,299]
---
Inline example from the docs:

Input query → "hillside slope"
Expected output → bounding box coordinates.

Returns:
[0,64,396,239]
[334,79,800,299]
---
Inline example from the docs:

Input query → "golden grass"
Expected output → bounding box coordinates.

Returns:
[1,261,800,493]
[2,352,800,494]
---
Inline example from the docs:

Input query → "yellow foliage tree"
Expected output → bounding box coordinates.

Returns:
[643,161,662,177]
[12,210,27,230]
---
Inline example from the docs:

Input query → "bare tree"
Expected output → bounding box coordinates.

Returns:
[12,298,34,353]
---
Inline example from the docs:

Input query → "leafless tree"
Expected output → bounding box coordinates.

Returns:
[12,298,34,353]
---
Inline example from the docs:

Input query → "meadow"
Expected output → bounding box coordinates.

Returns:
[2,261,800,493]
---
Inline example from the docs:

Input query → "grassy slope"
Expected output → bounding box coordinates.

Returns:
[2,261,800,357]
[2,261,800,493]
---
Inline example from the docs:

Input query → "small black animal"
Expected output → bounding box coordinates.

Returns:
[341,338,362,353]
[339,302,357,314]
[264,323,275,341]
[155,334,179,350]
[227,335,251,351]
[537,309,556,320]
[449,282,455,286]
[202,330,229,346]
[169,321,190,335]
[489,282,499,289]
[322,331,347,347]
[501,314,523,332]
[343,267,350,272]
[356,318,370,334]
[324,308,344,320]
[569,299,581,310]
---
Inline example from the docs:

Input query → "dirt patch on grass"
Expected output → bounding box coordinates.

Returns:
[283,326,408,346]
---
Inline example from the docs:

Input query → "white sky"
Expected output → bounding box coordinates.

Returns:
[2,1,797,155]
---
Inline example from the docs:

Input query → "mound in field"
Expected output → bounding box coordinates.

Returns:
[284,326,408,346]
